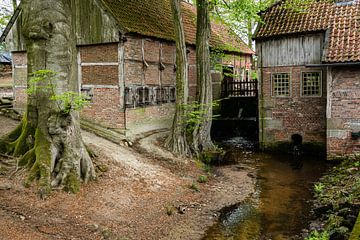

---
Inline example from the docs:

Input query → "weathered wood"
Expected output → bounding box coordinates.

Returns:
[5,0,119,51]
[257,33,324,67]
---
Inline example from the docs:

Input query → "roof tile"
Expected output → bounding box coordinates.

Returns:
[254,0,360,63]
[102,0,254,54]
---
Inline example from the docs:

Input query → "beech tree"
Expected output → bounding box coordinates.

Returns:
[0,0,95,197]
[166,0,191,156]
[192,0,215,153]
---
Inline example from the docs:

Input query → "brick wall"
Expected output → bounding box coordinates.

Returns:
[12,52,28,110]
[327,67,360,159]
[79,43,118,63]
[79,43,125,129]
[259,66,327,149]
[81,87,125,129]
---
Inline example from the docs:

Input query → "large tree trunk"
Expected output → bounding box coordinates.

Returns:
[165,0,191,156]
[0,0,95,197]
[192,0,214,153]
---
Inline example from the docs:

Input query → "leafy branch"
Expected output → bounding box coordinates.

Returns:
[26,70,89,114]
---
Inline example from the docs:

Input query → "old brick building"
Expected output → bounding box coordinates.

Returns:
[1,0,254,137]
[253,0,360,159]
[0,51,12,98]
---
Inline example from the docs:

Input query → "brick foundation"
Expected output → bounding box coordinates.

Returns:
[125,103,175,136]
[259,66,327,150]
[327,67,360,159]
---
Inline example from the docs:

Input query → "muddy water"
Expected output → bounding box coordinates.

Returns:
[203,137,328,240]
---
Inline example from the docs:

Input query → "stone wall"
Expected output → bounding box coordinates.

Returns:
[327,67,360,159]
[12,52,27,110]
[259,66,327,151]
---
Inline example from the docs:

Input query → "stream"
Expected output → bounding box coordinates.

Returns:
[203,136,328,240]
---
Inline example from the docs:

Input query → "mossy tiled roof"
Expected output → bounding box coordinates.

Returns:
[254,0,360,63]
[101,0,254,54]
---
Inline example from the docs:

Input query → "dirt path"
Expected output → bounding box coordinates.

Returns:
[0,116,255,240]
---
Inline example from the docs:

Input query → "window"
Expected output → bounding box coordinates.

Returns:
[136,87,145,106]
[272,73,290,97]
[301,72,322,97]
[125,87,135,107]
[169,87,176,102]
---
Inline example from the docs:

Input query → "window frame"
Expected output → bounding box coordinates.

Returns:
[300,71,323,98]
[271,72,291,98]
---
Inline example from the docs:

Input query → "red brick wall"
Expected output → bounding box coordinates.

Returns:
[79,44,118,62]
[162,42,175,64]
[12,52,28,110]
[260,66,327,147]
[79,43,125,129]
[82,65,118,85]
[81,88,124,128]
[145,65,159,85]
[327,67,360,158]
[12,52,27,66]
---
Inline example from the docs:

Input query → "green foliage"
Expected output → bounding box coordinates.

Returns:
[189,181,200,192]
[26,70,57,95]
[27,70,89,114]
[305,230,330,240]
[314,182,325,195]
[308,155,360,239]
[50,92,89,114]
[210,47,225,72]
[197,174,208,183]
[183,100,220,135]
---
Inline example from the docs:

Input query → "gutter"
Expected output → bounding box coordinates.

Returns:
[306,62,360,67]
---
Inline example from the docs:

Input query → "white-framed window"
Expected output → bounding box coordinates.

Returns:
[271,72,291,97]
[301,71,322,97]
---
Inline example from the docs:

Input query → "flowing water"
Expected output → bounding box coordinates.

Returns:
[203,137,328,240]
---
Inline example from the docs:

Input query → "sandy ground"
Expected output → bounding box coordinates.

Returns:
[0,115,255,240]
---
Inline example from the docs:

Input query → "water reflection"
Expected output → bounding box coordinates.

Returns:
[203,137,328,240]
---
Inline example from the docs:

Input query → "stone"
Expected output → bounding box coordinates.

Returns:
[0,183,12,190]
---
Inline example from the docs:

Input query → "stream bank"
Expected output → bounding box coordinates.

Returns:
[304,155,360,240]
[0,116,256,240]
[202,137,329,240]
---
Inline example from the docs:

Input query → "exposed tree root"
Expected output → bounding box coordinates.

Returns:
[0,114,95,198]
[165,133,191,157]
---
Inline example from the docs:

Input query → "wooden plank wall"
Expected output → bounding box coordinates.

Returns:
[256,33,324,67]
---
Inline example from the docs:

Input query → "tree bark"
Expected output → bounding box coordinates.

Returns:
[165,0,191,156]
[0,0,95,197]
[192,0,215,153]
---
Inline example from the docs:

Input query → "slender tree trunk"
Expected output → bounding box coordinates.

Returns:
[0,0,95,197]
[247,20,253,47]
[192,0,214,153]
[165,0,191,156]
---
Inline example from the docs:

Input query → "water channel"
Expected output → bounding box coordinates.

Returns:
[203,136,329,240]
